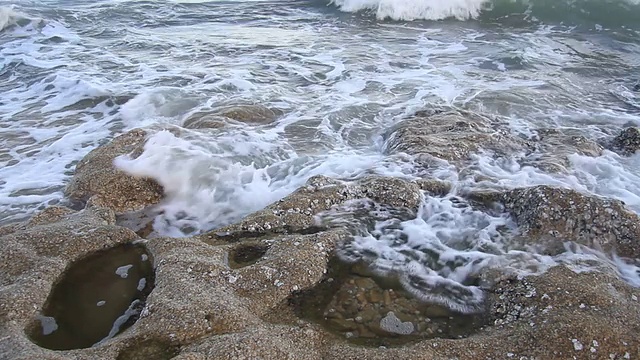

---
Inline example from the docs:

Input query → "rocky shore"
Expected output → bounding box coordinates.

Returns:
[1,108,640,360]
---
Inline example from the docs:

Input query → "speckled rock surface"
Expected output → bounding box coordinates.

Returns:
[501,185,640,258]
[383,110,526,166]
[610,127,640,156]
[4,176,640,360]
[65,129,164,213]
[0,206,139,359]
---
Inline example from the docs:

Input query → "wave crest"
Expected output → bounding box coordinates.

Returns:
[329,0,640,24]
[330,0,490,20]
[0,7,22,31]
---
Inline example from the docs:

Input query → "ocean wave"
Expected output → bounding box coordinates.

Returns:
[0,7,22,31]
[329,0,640,25]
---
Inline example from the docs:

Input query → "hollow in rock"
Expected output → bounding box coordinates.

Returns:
[26,243,155,350]
[287,258,488,347]
[228,242,271,269]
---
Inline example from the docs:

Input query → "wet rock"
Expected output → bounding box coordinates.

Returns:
[228,242,271,269]
[383,110,525,166]
[197,175,422,240]
[287,259,486,347]
[182,104,282,129]
[27,206,76,226]
[324,264,640,360]
[610,127,640,156]
[523,128,603,173]
[218,104,282,125]
[4,177,640,360]
[414,179,452,196]
[26,244,154,350]
[65,129,164,213]
[500,185,640,258]
[182,114,227,130]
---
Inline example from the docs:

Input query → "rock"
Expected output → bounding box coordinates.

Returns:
[500,185,640,258]
[218,104,282,124]
[3,176,640,359]
[0,207,140,357]
[26,244,154,350]
[383,110,525,166]
[324,264,640,360]
[182,114,227,130]
[182,104,282,129]
[414,179,452,196]
[197,175,423,240]
[610,127,640,156]
[523,128,603,173]
[182,324,326,360]
[65,129,164,213]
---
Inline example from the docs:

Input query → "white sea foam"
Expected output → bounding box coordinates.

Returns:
[334,195,517,313]
[330,0,491,20]
[333,191,640,313]
[0,7,21,32]
[114,129,393,236]
[329,0,640,22]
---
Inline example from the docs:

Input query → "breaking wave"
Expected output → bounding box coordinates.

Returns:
[0,7,22,31]
[329,0,640,25]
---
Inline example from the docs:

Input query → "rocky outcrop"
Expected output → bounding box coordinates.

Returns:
[65,129,164,213]
[3,177,640,360]
[197,175,425,242]
[610,127,640,156]
[383,110,526,167]
[500,185,640,258]
[384,110,607,174]
[182,104,282,129]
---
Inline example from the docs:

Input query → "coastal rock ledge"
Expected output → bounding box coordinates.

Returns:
[2,182,640,359]
[2,116,640,360]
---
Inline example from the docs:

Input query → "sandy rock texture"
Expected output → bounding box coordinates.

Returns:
[64,129,164,213]
[4,178,640,360]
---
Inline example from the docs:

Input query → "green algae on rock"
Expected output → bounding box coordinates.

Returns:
[26,243,154,350]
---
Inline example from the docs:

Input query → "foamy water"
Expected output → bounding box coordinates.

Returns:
[1,0,640,312]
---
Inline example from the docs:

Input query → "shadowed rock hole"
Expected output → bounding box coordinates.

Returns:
[26,243,155,350]
[116,339,180,360]
[229,243,271,269]
[286,256,488,347]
